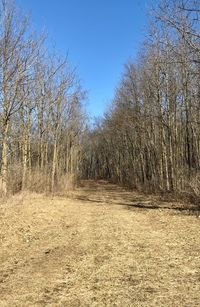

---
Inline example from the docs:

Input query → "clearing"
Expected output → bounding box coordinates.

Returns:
[0,180,200,306]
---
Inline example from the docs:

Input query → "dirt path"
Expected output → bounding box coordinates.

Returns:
[0,180,200,306]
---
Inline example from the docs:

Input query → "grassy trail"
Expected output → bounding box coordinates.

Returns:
[0,180,199,306]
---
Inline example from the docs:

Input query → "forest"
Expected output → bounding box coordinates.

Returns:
[0,0,200,205]
[0,1,200,306]
[81,0,200,205]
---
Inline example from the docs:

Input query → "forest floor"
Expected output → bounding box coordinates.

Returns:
[0,180,200,306]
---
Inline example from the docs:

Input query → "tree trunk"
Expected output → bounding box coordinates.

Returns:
[51,139,57,192]
[1,120,9,195]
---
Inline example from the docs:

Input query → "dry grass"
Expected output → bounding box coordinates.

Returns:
[0,169,77,195]
[0,180,200,306]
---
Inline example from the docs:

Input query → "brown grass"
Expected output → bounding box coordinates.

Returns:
[0,180,200,306]
[1,168,77,195]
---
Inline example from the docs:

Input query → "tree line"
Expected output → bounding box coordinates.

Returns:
[1,0,199,202]
[0,0,86,195]
[81,0,200,202]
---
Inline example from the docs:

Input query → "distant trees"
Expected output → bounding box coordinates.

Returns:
[81,0,200,201]
[0,0,86,195]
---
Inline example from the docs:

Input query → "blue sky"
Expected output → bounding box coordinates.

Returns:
[17,0,150,118]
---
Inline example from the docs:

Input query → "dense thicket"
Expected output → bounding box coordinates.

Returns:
[81,0,200,201]
[0,1,86,195]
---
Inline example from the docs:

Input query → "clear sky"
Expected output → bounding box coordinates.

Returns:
[16,0,150,118]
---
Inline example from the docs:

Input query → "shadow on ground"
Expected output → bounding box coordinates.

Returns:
[75,181,199,216]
